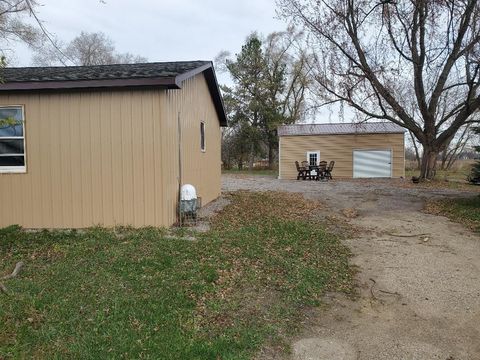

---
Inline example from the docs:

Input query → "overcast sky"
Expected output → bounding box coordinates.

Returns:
[15,0,286,68]
[11,0,343,123]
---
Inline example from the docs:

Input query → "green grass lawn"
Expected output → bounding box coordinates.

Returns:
[0,192,354,359]
[425,195,480,233]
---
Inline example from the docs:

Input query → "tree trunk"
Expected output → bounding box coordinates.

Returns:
[268,142,274,169]
[248,143,255,170]
[419,148,438,179]
[440,149,448,170]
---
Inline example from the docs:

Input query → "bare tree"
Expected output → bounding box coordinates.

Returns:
[0,0,44,64]
[113,52,148,64]
[33,31,147,66]
[65,32,116,65]
[278,0,480,179]
[440,124,474,170]
[408,130,421,169]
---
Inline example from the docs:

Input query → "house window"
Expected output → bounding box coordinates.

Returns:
[200,121,206,152]
[0,106,25,173]
[306,151,320,166]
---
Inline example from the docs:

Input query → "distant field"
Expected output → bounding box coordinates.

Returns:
[223,160,477,181]
[406,159,476,182]
[222,169,278,177]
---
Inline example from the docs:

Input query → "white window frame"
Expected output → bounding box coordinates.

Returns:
[200,121,206,152]
[306,151,320,166]
[0,105,26,174]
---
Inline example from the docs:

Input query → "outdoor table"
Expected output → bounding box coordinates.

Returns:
[309,165,319,180]
[309,165,327,180]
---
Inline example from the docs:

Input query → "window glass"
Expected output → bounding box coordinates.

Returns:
[0,107,23,137]
[0,106,25,172]
[309,153,317,166]
[0,139,24,154]
[0,156,24,166]
[200,122,206,151]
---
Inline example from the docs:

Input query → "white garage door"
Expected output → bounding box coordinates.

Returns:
[353,150,392,178]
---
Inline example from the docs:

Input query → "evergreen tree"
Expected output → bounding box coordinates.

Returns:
[219,31,309,169]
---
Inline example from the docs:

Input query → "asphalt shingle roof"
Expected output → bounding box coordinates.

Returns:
[0,61,211,82]
[278,122,405,136]
[0,61,227,126]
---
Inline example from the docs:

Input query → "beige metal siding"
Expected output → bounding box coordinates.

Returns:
[173,77,222,212]
[0,73,222,228]
[159,74,222,227]
[279,133,405,179]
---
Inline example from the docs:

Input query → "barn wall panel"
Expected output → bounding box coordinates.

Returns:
[0,75,222,228]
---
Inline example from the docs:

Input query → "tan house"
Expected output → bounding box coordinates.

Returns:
[0,61,227,228]
[278,122,405,179]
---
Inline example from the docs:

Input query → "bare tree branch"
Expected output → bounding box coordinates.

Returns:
[278,0,480,178]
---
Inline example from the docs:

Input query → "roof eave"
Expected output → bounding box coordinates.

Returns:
[175,62,212,85]
[0,77,179,91]
[174,63,228,127]
[0,61,229,127]
[203,66,228,127]
[278,131,406,136]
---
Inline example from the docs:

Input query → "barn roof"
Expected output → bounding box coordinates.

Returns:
[278,122,405,136]
[0,61,227,126]
[0,61,209,82]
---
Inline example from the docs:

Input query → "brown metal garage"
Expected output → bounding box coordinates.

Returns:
[278,122,405,179]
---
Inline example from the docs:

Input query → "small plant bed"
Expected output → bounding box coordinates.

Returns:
[425,195,480,233]
[0,191,355,359]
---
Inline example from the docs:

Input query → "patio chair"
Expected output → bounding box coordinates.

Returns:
[301,160,312,180]
[295,161,308,180]
[316,161,328,180]
[324,161,335,180]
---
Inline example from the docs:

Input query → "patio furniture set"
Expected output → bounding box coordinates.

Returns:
[295,160,335,181]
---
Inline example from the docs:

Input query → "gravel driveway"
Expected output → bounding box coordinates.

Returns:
[222,175,480,360]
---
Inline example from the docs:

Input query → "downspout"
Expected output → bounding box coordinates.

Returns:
[177,111,183,226]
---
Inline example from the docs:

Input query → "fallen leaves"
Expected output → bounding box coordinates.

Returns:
[211,191,323,230]
[347,177,480,192]
[192,191,355,343]
[424,196,480,232]
[342,208,359,219]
